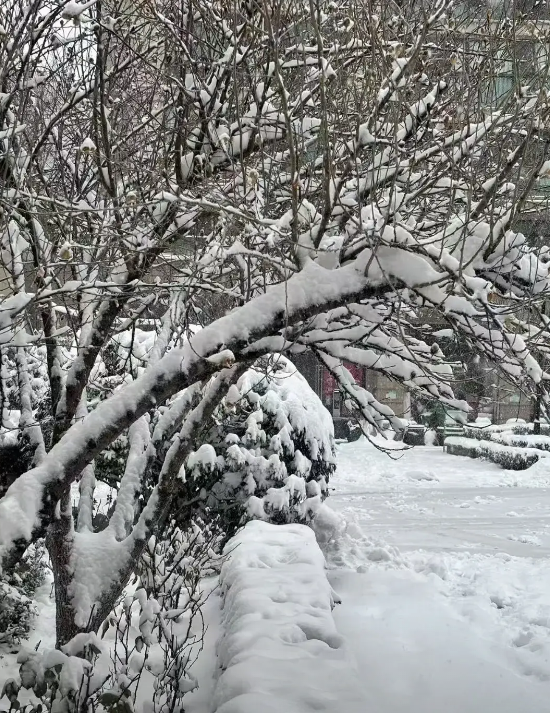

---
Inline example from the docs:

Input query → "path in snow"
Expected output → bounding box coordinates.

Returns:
[325,438,550,713]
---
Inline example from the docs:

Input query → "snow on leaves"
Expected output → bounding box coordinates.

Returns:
[184,356,335,535]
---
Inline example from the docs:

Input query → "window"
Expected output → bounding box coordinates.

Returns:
[481,54,514,108]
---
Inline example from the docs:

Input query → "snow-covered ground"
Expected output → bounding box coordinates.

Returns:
[4,439,550,713]
[326,438,550,712]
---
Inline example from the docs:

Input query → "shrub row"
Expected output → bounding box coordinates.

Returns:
[444,436,546,470]
[463,423,550,441]
[213,520,357,713]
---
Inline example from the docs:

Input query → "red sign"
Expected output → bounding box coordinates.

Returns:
[322,362,364,398]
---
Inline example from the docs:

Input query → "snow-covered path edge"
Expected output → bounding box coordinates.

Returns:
[211,520,365,713]
[321,438,550,713]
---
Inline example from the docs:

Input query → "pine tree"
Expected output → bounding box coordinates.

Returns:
[175,356,335,541]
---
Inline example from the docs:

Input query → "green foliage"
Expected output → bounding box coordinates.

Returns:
[94,433,130,490]
[0,543,47,647]
[176,356,336,541]
[422,402,447,430]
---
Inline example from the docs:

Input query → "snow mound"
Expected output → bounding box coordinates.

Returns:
[513,458,550,487]
[312,504,403,571]
[213,520,365,713]
[380,468,439,483]
[405,469,439,482]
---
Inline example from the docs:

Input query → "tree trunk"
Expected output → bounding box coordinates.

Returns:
[46,488,81,647]
[533,384,542,436]
[45,484,174,647]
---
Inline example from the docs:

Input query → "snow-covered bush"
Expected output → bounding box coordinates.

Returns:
[90,352,334,543]
[2,521,217,713]
[464,422,550,445]
[0,582,35,647]
[453,423,550,469]
[0,543,47,646]
[213,520,354,713]
[487,431,550,452]
[466,423,524,440]
[445,436,544,470]
[1,346,51,497]
[183,356,335,540]
[94,433,130,492]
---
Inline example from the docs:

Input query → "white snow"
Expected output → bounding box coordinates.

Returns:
[5,438,550,713]
[68,529,134,629]
[79,137,96,152]
[210,435,550,713]
[323,438,550,712]
[61,0,97,20]
[212,520,365,713]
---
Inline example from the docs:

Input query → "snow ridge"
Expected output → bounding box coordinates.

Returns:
[212,520,364,713]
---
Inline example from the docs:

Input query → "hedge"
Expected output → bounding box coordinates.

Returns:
[444,436,546,470]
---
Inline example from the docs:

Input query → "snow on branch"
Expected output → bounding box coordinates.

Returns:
[3,0,550,647]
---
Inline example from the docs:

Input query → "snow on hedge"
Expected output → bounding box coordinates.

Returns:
[212,520,364,713]
[490,432,550,451]
[187,355,335,537]
[463,423,550,445]
[444,436,549,470]
[447,422,550,470]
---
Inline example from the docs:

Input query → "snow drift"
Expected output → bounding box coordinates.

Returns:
[212,520,364,713]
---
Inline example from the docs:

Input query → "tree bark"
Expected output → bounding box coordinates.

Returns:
[533,383,542,436]
[46,487,80,647]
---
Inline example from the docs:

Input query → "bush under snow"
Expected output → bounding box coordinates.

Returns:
[445,422,550,470]
[1,522,217,713]
[444,436,547,470]
[183,356,335,540]
[212,520,364,713]
[0,543,46,646]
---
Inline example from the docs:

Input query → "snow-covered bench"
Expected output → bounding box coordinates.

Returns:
[212,520,363,713]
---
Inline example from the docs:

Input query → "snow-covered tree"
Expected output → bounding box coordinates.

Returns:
[181,355,335,540]
[2,0,550,649]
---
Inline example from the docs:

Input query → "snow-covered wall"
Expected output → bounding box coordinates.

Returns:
[212,520,363,713]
